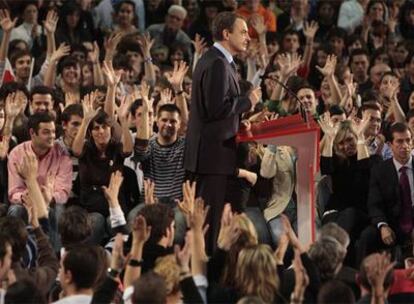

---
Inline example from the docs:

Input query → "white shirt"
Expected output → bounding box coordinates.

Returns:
[393,156,414,205]
[10,23,41,49]
[213,42,233,64]
[53,294,92,304]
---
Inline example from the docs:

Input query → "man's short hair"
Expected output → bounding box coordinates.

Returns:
[137,204,174,244]
[61,104,83,123]
[130,99,143,116]
[389,122,410,142]
[5,278,46,304]
[58,206,92,248]
[0,217,28,263]
[132,271,167,304]
[212,12,242,42]
[157,104,181,118]
[317,280,355,304]
[350,48,369,64]
[9,49,31,68]
[63,245,101,290]
[28,112,55,133]
[30,85,54,101]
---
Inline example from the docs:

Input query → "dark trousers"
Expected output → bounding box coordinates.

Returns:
[193,173,242,254]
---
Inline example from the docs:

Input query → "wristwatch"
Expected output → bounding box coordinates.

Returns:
[107,268,120,278]
[128,259,144,267]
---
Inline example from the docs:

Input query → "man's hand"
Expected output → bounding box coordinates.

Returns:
[43,10,58,34]
[144,179,156,205]
[102,171,124,207]
[132,214,151,245]
[103,61,123,87]
[16,151,38,181]
[0,10,16,33]
[380,225,395,245]
[82,91,100,122]
[50,43,71,63]
[191,34,207,56]
[248,86,262,110]
[166,60,189,93]
[110,233,126,272]
[5,92,25,121]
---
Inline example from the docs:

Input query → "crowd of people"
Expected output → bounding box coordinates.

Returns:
[1,0,414,303]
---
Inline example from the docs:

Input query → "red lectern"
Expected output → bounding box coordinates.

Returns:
[237,114,320,245]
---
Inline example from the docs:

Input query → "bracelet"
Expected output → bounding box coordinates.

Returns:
[144,57,153,63]
[357,139,366,145]
[128,258,144,267]
[175,90,184,95]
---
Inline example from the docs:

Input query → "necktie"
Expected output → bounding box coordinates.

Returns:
[399,166,413,234]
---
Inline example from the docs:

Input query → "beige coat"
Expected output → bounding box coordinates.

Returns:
[260,146,296,222]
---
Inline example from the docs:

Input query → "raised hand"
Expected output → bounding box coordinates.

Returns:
[88,41,100,64]
[191,34,207,56]
[132,214,151,244]
[316,55,337,77]
[16,150,38,181]
[144,179,156,205]
[277,53,303,78]
[104,32,123,61]
[318,112,339,139]
[82,91,100,122]
[0,10,16,33]
[137,32,154,59]
[217,203,240,251]
[352,112,371,140]
[175,234,192,272]
[189,197,209,232]
[102,170,124,206]
[292,249,310,300]
[110,233,126,272]
[140,81,154,111]
[117,95,133,124]
[5,92,25,120]
[248,86,262,109]
[159,88,174,105]
[50,43,71,63]
[43,10,58,34]
[166,60,189,92]
[102,61,123,86]
[41,172,55,205]
[178,180,196,215]
[303,20,319,41]
[366,253,396,294]
[250,14,267,36]
[22,192,39,228]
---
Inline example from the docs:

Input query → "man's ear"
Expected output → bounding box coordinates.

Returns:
[29,128,35,137]
[222,29,230,41]
[63,269,73,285]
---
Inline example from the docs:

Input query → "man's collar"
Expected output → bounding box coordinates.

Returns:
[213,42,233,64]
[393,156,413,171]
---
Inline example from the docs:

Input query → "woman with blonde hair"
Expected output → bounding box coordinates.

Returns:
[235,244,280,303]
[318,113,380,266]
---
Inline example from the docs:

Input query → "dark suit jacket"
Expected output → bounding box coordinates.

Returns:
[184,46,252,175]
[368,158,414,234]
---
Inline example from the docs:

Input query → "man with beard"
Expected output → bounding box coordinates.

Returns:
[357,123,414,263]
[134,103,184,201]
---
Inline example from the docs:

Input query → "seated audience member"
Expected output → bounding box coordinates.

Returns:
[358,123,414,264]
[317,280,356,304]
[7,112,72,250]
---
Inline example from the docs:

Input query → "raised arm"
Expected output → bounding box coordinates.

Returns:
[270,53,302,102]
[138,33,156,86]
[0,10,17,62]
[43,10,58,59]
[166,60,189,135]
[135,82,153,141]
[316,55,343,105]
[102,61,122,120]
[72,92,99,157]
[123,215,151,288]
[117,95,134,154]
[302,21,318,71]
[318,112,339,158]
[191,34,207,72]
[89,41,105,86]
[43,43,71,87]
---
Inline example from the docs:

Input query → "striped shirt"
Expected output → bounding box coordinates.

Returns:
[134,136,185,200]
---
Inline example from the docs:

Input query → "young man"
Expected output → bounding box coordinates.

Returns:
[55,246,101,304]
[8,112,72,250]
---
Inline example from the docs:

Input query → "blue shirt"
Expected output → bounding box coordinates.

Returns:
[213,42,233,64]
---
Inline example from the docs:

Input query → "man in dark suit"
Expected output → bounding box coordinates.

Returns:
[184,12,261,250]
[357,122,414,264]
